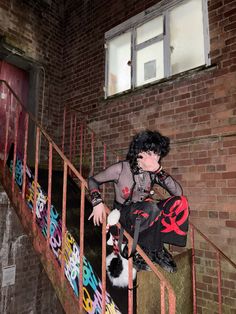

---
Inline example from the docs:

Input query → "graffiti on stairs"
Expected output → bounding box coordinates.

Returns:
[7,144,121,314]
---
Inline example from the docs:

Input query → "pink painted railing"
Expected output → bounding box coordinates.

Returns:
[62,106,120,179]
[63,106,236,314]
[190,223,236,314]
[3,80,235,313]
[0,80,88,312]
[0,81,177,314]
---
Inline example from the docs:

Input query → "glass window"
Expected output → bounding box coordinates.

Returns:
[136,41,164,86]
[107,32,131,96]
[105,0,209,97]
[170,0,205,75]
[136,15,163,44]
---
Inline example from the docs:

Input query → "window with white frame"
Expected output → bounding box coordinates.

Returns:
[105,0,210,97]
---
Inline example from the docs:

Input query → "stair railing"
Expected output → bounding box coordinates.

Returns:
[64,105,236,314]
[0,79,176,314]
[190,222,236,314]
[0,80,88,312]
[62,105,120,177]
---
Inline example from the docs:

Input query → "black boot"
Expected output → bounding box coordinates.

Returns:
[122,244,151,272]
[133,252,151,271]
[155,246,177,273]
[143,246,177,273]
[162,246,177,266]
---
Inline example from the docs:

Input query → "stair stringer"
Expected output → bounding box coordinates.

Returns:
[0,160,83,314]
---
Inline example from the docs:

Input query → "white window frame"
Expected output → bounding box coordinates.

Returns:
[104,0,210,98]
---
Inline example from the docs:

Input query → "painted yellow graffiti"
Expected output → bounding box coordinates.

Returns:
[66,231,75,244]
[64,232,75,263]
[105,302,117,314]
[83,287,93,312]
[26,180,48,218]
[26,180,38,205]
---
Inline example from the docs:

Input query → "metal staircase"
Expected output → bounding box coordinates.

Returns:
[0,79,177,314]
[61,105,236,314]
[0,79,235,314]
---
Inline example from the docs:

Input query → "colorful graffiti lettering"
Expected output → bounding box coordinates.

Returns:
[9,158,23,187]
[26,180,48,218]
[8,149,31,188]
[65,232,121,314]
[7,145,122,314]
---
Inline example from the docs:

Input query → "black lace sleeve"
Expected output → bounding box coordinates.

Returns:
[88,162,123,206]
[155,169,183,196]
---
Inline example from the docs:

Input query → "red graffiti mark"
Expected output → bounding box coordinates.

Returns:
[122,186,130,199]
[161,197,189,235]
[132,209,149,219]
[149,215,160,227]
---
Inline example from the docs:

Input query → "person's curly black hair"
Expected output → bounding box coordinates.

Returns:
[126,130,170,172]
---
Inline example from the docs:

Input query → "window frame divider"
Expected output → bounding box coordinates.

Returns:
[163,10,171,78]
[104,41,109,99]
[202,0,211,66]
[131,28,136,89]
[136,34,164,51]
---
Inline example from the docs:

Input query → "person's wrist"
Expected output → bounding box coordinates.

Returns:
[156,168,169,181]
[92,199,103,207]
[153,165,162,173]
[90,190,103,207]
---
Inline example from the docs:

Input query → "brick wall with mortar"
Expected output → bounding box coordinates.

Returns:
[0,1,65,312]
[0,0,64,147]
[62,0,236,257]
[0,184,65,314]
[62,0,236,312]
[0,0,235,312]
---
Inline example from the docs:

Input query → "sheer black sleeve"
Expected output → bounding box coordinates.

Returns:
[155,169,183,196]
[88,162,123,206]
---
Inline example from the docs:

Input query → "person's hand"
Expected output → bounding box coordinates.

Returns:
[137,151,161,172]
[88,203,106,226]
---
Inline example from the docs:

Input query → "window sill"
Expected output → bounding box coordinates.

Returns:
[104,64,217,101]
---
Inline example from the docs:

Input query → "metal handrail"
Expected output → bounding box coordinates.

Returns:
[64,105,236,269]
[0,78,234,270]
[63,106,121,161]
[0,79,177,314]
[66,103,236,314]
[189,222,236,269]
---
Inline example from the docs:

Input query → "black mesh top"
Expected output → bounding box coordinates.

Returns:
[88,161,182,204]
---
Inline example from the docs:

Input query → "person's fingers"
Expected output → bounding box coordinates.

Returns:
[94,215,99,226]
[138,152,146,158]
[97,213,103,226]
[90,209,106,226]
[100,213,104,224]
[88,212,94,220]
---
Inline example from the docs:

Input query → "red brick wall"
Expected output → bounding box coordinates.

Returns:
[0,0,235,312]
[62,0,236,256]
[1,0,235,257]
[62,1,236,312]
[0,0,64,146]
[0,1,65,312]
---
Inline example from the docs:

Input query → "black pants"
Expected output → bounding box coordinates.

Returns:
[118,196,189,251]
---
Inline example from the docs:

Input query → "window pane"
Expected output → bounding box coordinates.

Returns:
[136,41,164,86]
[137,16,163,44]
[108,32,131,96]
[170,0,205,75]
